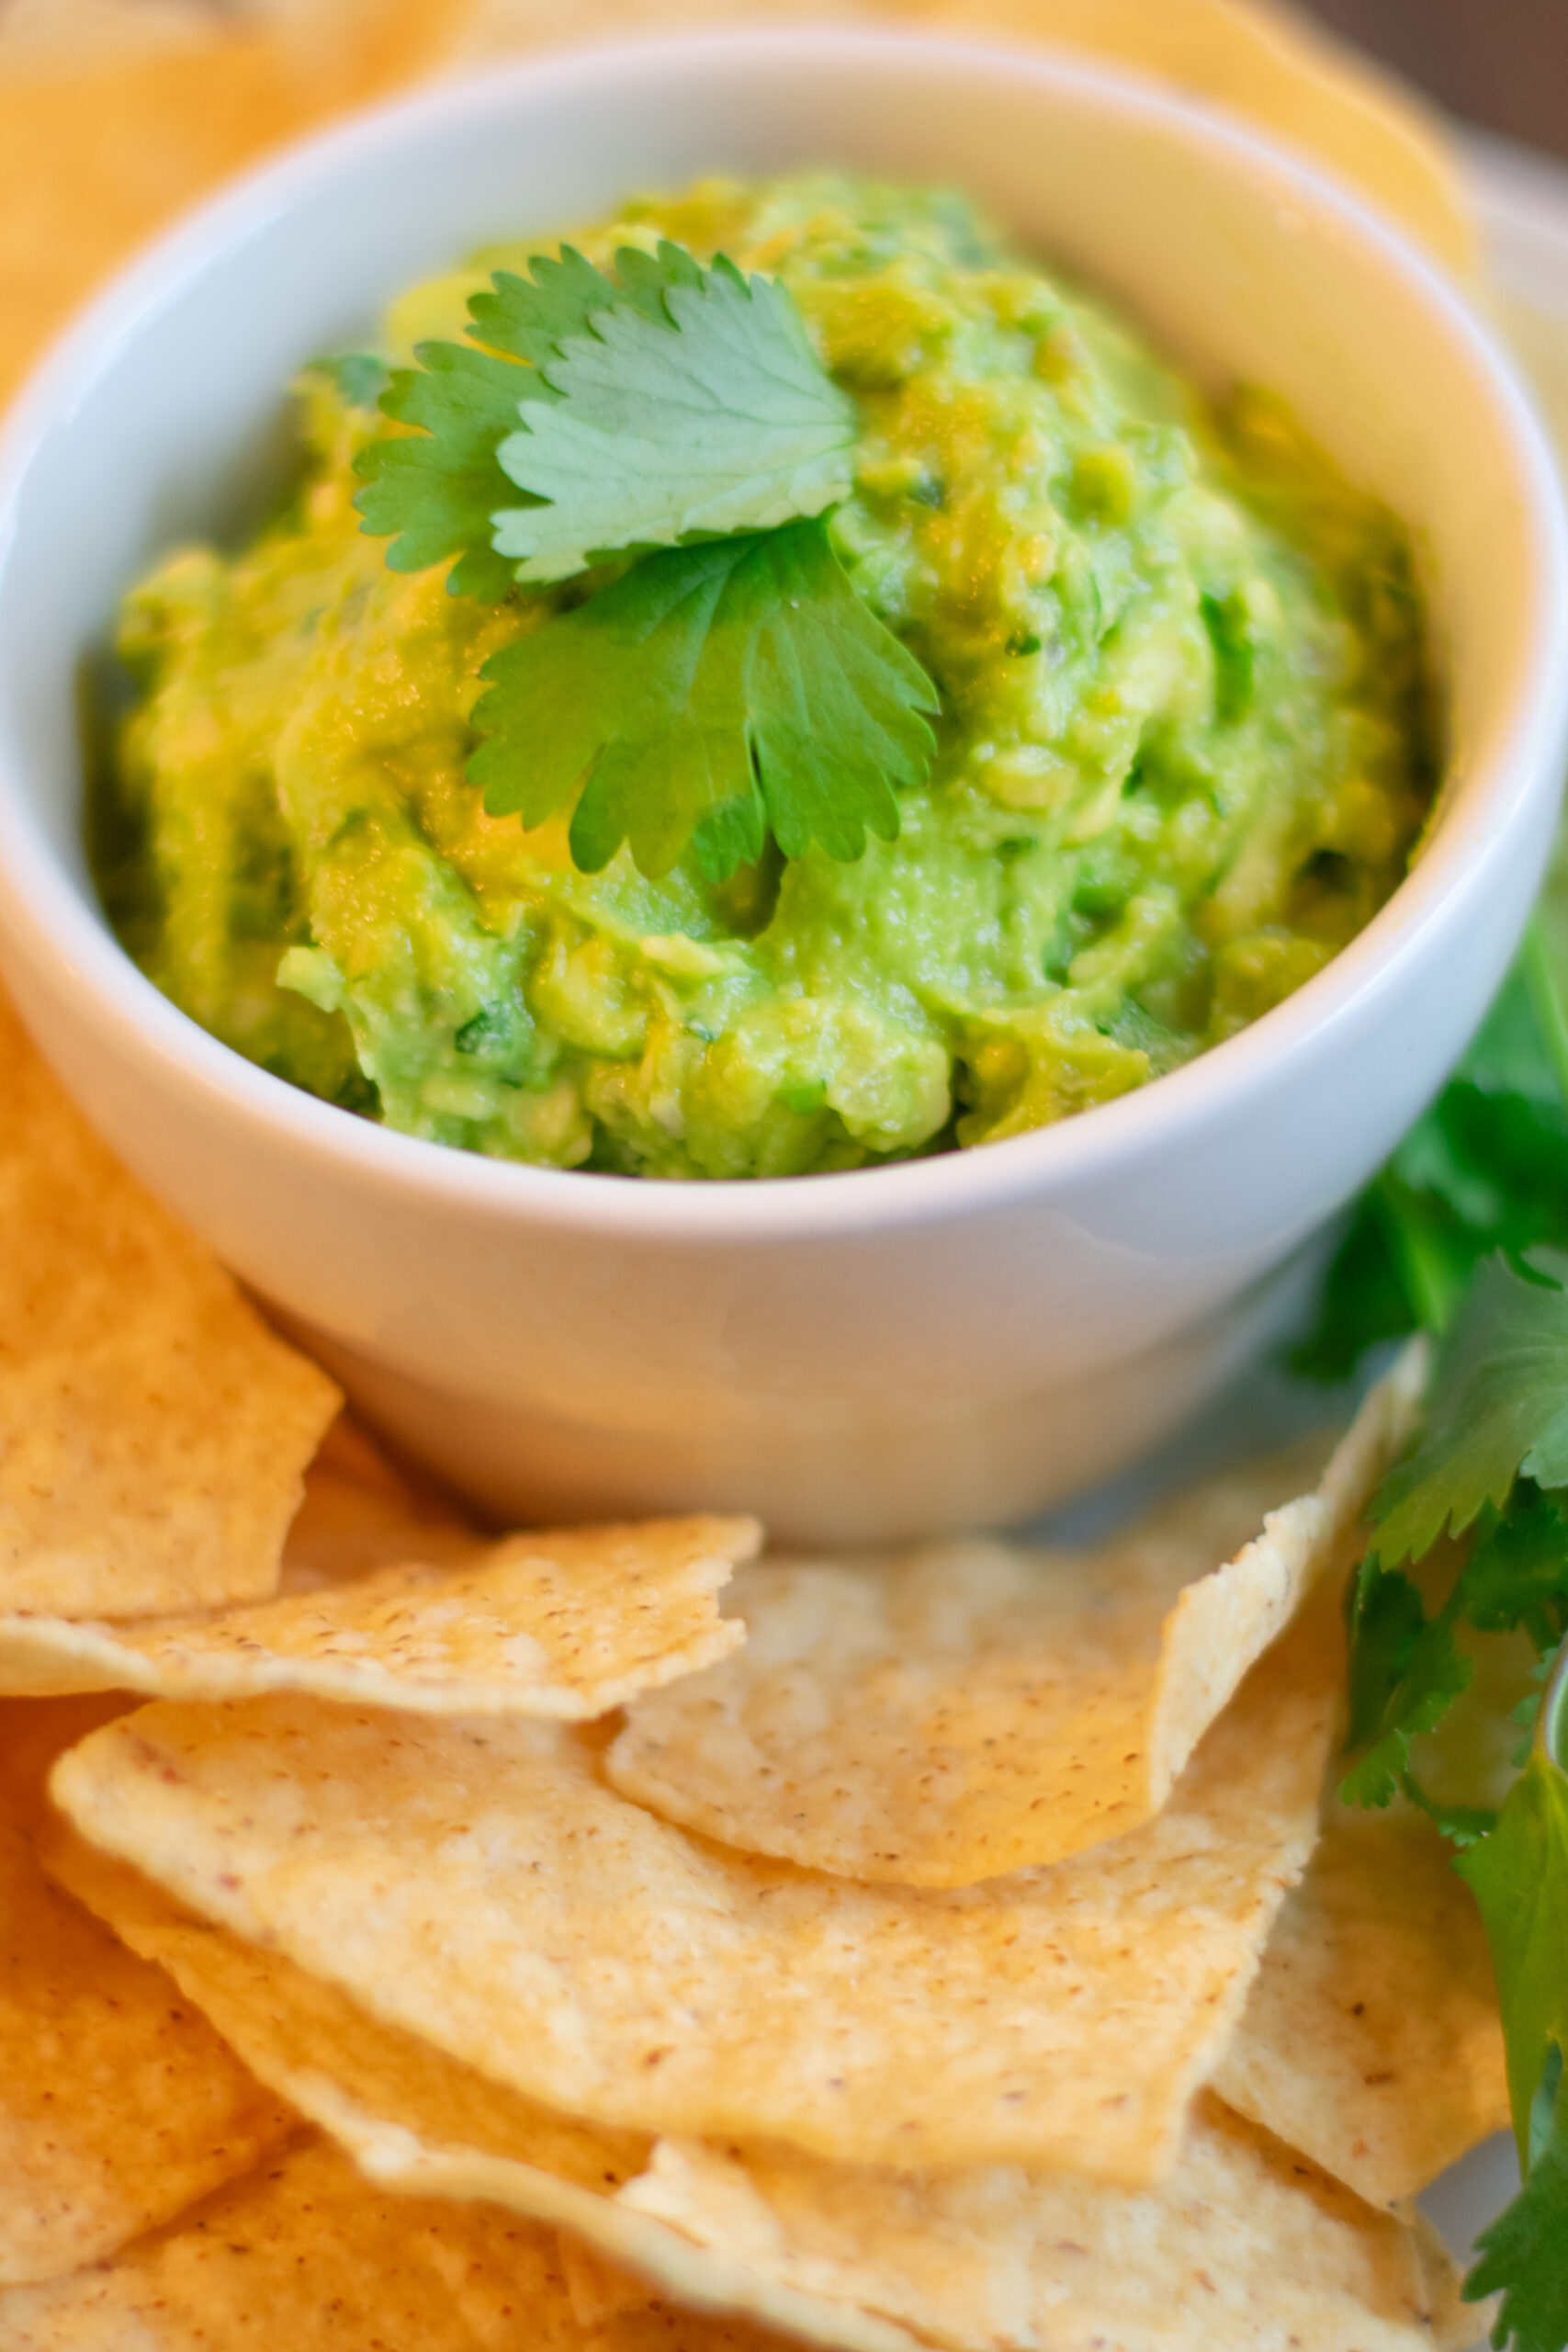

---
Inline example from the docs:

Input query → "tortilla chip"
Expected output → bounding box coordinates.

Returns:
[51,1596,1342,2181]
[0,1410,483,1697]
[46,1831,1471,2352]
[0,994,340,1619]
[439,0,1473,274]
[0,1696,292,2287]
[617,2099,1474,2352]
[1214,1803,1510,2208]
[609,1362,1412,1885]
[0,2130,787,2352]
[42,1828,910,2351]
[0,0,444,74]
[39,1828,912,2352]
[41,1818,652,2200]
[277,1411,482,1591]
[0,0,455,410]
[0,0,242,67]
[277,2084,1483,2352]
[0,1515,757,1713]
[558,2235,665,2328]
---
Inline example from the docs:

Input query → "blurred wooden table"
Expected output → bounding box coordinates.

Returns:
[1302,0,1568,163]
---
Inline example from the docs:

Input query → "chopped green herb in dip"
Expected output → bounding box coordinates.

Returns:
[97,174,1434,1178]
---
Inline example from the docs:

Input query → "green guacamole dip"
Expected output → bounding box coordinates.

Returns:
[98,175,1433,1178]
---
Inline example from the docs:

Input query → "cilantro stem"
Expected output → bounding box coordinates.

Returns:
[1371,1176,1465,1333]
[1537,1638,1568,1770]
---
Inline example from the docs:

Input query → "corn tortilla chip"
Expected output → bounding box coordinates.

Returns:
[51,1598,1343,2180]
[0,1408,482,1698]
[0,1696,292,2287]
[39,1827,915,2352]
[1215,1803,1510,2208]
[42,1818,653,2205]
[440,0,1473,273]
[0,2130,788,2352]
[0,0,231,67]
[47,1831,1472,2352]
[615,2100,1476,2352]
[0,994,339,1619]
[0,0,453,409]
[559,2236,664,2329]
[609,1363,1413,1884]
[0,1515,757,1713]
[277,1411,482,1592]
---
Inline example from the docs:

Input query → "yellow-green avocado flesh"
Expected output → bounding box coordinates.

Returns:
[98,174,1434,1179]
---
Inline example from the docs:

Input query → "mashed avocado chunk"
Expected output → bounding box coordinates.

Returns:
[99,175,1433,1178]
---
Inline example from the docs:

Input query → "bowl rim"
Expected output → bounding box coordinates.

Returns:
[2,24,1566,1244]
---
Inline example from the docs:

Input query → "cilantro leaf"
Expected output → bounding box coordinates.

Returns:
[1397,1771,1496,1846]
[1290,1186,1417,1383]
[1372,1253,1568,1566]
[1512,1649,1562,1769]
[1341,1555,1472,1806]
[1405,1077,1568,1275]
[492,254,857,584]
[1373,1161,1485,1332]
[1460,1701,1568,2145]
[467,242,650,372]
[351,241,643,597]
[1472,937,1568,1111]
[1468,2045,1568,2352]
[355,343,527,601]
[469,518,937,881]
[1462,1491,1568,1652]
[1293,938,1568,1383]
[1453,1653,1568,2350]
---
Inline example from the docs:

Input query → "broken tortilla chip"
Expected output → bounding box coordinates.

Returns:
[0,1696,292,2287]
[608,1357,1416,1885]
[46,1828,1472,2352]
[277,1412,481,1591]
[1215,1802,1510,2209]
[51,1597,1343,2182]
[0,1408,481,1697]
[0,992,340,1620]
[0,2129,785,2352]
[0,1516,757,1713]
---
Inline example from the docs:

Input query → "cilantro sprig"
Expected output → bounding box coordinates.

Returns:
[1467,2040,1568,2352]
[1320,844,1568,2348]
[1460,1654,1568,2352]
[1338,1271,1568,2346]
[1373,1253,1568,1566]
[353,237,934,879]
[1296,914,1568,1382]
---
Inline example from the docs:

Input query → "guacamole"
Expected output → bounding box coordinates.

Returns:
[98,175,1433,1179]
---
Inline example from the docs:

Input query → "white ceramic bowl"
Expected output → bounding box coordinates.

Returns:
[1,32,1565,1544]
